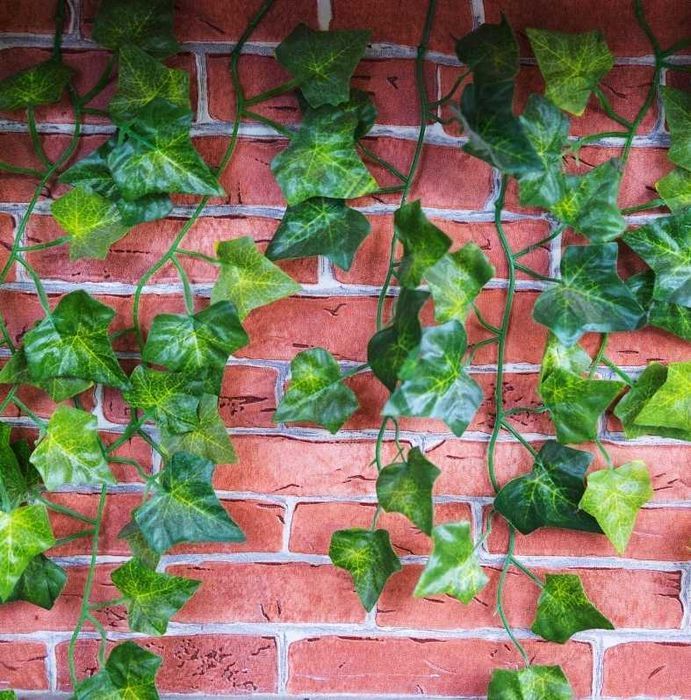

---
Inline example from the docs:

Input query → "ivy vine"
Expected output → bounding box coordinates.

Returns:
[0,0,688,697]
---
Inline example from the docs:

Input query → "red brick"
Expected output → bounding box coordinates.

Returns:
[287,636,592,696]
[0,640,48,690]
[168,562,366,624]
[57,635,277,693]
[602,642,691,697]
[289,501,472,556]
[0,0,64,33]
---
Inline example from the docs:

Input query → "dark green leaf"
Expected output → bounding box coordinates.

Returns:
[455,16,519,84]
[5,554,66,610]
[656,168,691,213]
[349,88,377,139]
[118,521,161,570]
[0,424,31,509]
[662,87,691,171]
[627,271,691,341]
[0,59,72,111]
[0,690,16,699]
[488,665,573,700]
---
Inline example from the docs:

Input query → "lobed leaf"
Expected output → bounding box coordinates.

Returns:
[627,271,691,341]
[656,168,691,214]
[0,59,72,111]
[662,87,691,171]
[634,361,690,435]
[119,521,161,570]
[5,554,66,610]
[488,666,573,700]
[455,15,519,84]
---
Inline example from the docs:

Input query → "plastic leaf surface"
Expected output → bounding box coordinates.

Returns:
[488,665,573,700]
[662,87,691,170]
[656,168,691,213]
[0,59,72,111]
[5,554,66,610]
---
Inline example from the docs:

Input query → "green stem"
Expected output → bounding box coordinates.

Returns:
[514,224,564,258]
[593,86,633,129]
[12,395,47,426]
[244,77,301,107]
[358,143,407,182]
[177,248,220,265]
[595,434,614,468]
[514,262,559,283]
[171,254,195,314]
[472,302,500,335]
[243,109,294,137]
[0,160,44,178]
[510,556,544,588]
[633,0,662,56]
[603,357,635,386]
[54,529,95,547]
[500,420,538,458]
[427,70,470,107]
[106,417,147,453]
[52,0,66,59]
[621,198,665,215]
[340,363,369,380]
[79,56,116,107]
[589,333,609,378]
[27,107,53,169]
[37,496,96,525]
[18,236,70,252]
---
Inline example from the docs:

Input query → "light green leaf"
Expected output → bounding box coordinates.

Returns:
[30,406,113,490]
[580,461,652,554]
[455,16,519,84]
[329,528,401,611]
[413,521,488,604]
[118,521,161,570]
[488,665,573,700]
[0,59,72,111]
[5,554,66,610]
[539,333,591,382]
[662,87,691,170]
[656,168,691,213]
[627,271,691,341]
[0,690,16,699]
[635,361,691,434]
[211,236,300,319]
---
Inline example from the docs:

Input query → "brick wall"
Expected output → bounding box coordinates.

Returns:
[0,0,689,697]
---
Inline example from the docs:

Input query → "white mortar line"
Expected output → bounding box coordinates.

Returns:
[316,0,333,31]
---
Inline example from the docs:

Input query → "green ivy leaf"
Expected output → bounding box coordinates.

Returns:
[30,406,113,491]
[494,441,600,535]
[376,447,440,535]
[0,59,72,111]
[539,333,590,381]
[92,0,178,59]
[5,554,66,610]
[455,16,519,84]
[656,168,691,213]
[134,452,244,554]
[0,424,32,509]
[119,521,161,570]
[23,290,128,389]
[425,243,495,323]
[51,186,129,260]
[112,557,200,635]
[580,461,652,554]
[488,665,573,700]
[368,289,429,391]
[627,271,691,341]
[110,44,190,121]
[662,87,691,170]
[329,528,401,611]
[275,24,370,108]
[266,198,371,271]
[527,28,613,116]
[274,348,358,433]
[211,237,300,319]
[413,521,488,604]
[0,690,16,699]
[624,212,691,306]
[385,321,483,437]
[73,641,161,699]
[634,361,690,435]
[533,243,645,346]
[0,504,54,601]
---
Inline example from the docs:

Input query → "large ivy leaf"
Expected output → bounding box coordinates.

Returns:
[73,641,161,699]
[624,213,691,306]
[30,406,113,491]
[211,237,300,319]
[5,554,66,610]
[527,28,614,116]
[494,441,600,535]
[329,528,401,611]
[634,361,690,434]
[413,521,488,604]
[92,0,178,59]
[627,271,691,341]
[266,198,371,271]
[425,243,494,323]
[580,461,652,554]
[455,16,519,84]
[110,44,189,121]
[0,504,54,601]
[112,557,200,635]
[662,87,691,170]
[385,321,483,437]
[134,452,244,554]
[108,100,223,199]
[271,104,378,206]
[394,200,452,288]
[275,24,370,108]
[368,289,428,391]
[274,348,358,433]
[51,186,129,261]
[488,665,573,700]
[533,243,645,346]
[656,168,691,214]
[23,291,128,389]
[376,447,440,535]
[0,60,72,111]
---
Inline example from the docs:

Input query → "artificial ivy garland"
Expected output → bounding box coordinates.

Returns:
[0,0,688,697]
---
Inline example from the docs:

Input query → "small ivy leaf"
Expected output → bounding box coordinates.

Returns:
[425,243,495,323]
[550,160,626,242]
[532,573,614,643]
[656,168,691,214]
[394,200,452,289]
[455,15,519,84]
[329,528,401,611]
[110,44,190,121]
[539,333,591,382]
[527,28,614,116]
[73,641,161,699]
[488,665,574,700]
[108,99,223,199]
[0,424,33,509]
[0,504,55,601]
[624,212,691,306]
[271,104,378,206]
[134,452,244,554]
[413,521,488,604]
[0,691,15,699]
[211,237,300,319]
[376,447,440,535]
[111,557,200,635]
[494,441,600,535]
[368,289,429,392]
[266,198,371,271]
[92,0,178,59]
[23,290,129,389]
[580,461,652,554]
[51,186,129,261]
[118,521,161,570]
[275,24,371,108]
[627,271,691,341]
[0,59,73,111]
[385,321,483,437]
[30,406,114,491]
[634,361,691,435]
[5,554,66,610]
[662,87,691,171]
[533,243,645,346]
[274,348,358,434]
